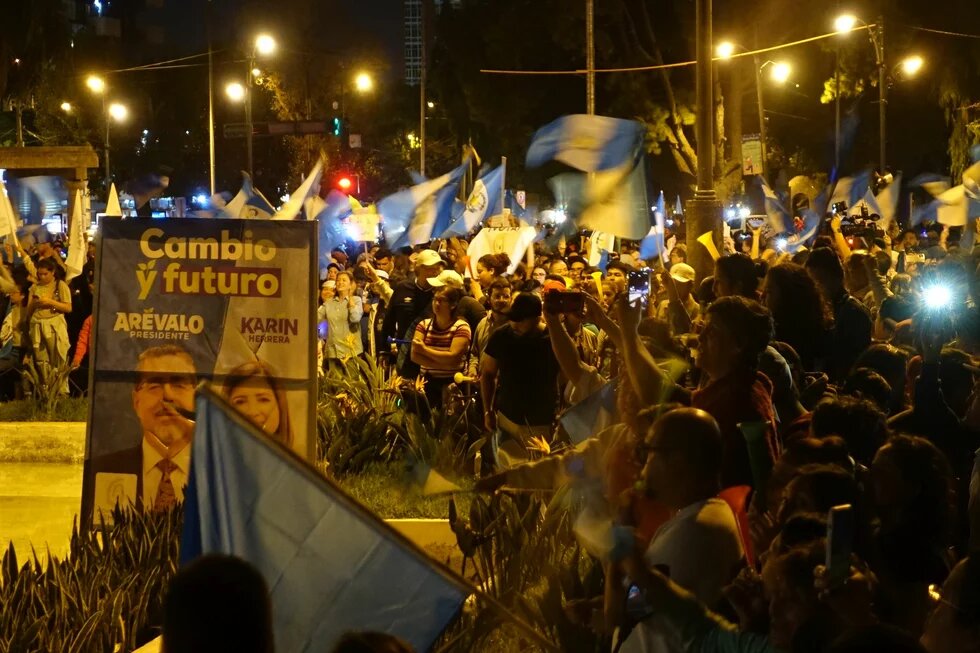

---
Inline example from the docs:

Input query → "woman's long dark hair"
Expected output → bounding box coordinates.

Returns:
[765,263,832,372]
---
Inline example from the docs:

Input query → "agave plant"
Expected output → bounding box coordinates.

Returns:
[18,359,74,420]
[0,506,181,653]
[437,490,605,653]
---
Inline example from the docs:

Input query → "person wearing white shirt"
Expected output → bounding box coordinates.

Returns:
[610,408,744,653]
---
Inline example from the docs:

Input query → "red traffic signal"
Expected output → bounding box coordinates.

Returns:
[336,176,352,191]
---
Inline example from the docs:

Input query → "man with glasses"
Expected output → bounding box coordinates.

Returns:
[90,345,198,514]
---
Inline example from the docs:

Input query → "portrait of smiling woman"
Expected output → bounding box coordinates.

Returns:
[222,360,293,448]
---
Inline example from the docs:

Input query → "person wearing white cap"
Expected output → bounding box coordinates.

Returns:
[427,269,487,333]
[655,263,701,337]
[380,249,445,376]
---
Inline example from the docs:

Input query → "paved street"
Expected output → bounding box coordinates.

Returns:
[0,462,82,559]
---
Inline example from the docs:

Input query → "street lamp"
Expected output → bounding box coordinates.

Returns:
[768,61,791,84]
[834,14,858,34]
[900,55,924,76]
[354,72,374,93]
[225,82,245,102]
[715,41,736,60]
[60,101,72,113]
[85,74,128,189]
[245,32,276,177]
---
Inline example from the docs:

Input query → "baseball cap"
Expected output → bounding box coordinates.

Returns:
[669,263,696,284]
[543,279,566,295]
[415,249,443,267]
[506,292,543,322]
[428,270,464,289]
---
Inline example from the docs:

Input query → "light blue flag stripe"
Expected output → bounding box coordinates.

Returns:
[379,160,469,247]
[560,382,617,445]
[181,388,469,653]
[526,114,644,171]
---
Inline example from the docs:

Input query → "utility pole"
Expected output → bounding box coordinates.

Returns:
[686,0,723,282]
[585,0,595,115]
[876,15,887,173]
[206,0,216,195]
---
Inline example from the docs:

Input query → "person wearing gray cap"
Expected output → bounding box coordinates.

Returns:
[380,249,445,377]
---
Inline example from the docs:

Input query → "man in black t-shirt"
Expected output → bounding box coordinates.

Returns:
[380,249,445,377]
[480,293,560,460]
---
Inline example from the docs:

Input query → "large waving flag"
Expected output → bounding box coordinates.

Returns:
[313,190,356,273]
[846,189,883,219]
[225,172,277,219]
[449,164,504,235]
[829,170,874,212]
[379,159,469,248]
[555,154,650,240]
[65,191,86,282]
[874,174,902,229]
[526,114,645,172]
[759,177,792,234]
[274,161,323,220]
[181,387,470,653]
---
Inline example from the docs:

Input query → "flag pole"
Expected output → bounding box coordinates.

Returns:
[499,156,507,217]
[206,0,216,196]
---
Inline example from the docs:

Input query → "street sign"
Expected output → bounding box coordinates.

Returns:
[223,121,328,139]
[742,135,763,176]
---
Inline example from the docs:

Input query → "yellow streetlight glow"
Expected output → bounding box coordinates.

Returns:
[254,34,276,56]
[225,82,245,102]
[108,102,128,122]
[60,101,72,113]
[716,41,736,60]
[834,14,858,33]
[86,75,106,93]
[251,67,262,77]
[770,62,791,84]
[901,55,924,76]
[427,101,435,109]
[354,72,374,93]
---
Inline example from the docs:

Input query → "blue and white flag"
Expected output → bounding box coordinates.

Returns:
[640,190,666,261]
[829,170,874,212]
[557,153,650,241]
[874,174,902,229]
[846,189,883,219]
[181,388,470,653]
[274,161,323,221]
[674,194,684,217]
[449,164,504,234]
[560,382,617,445]
[0,178,21,243]
[314,190,355,273]
[224,171,276,219]
[379,159,469,248]
[526,114,644,172]
[759,177,792,234]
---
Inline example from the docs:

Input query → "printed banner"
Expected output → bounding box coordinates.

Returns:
[81,218,317,524]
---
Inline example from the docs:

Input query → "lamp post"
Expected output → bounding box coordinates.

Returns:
[833,14,888,172]
[246,33,276,178]
[715,43,790,182]
[86,75,127,189]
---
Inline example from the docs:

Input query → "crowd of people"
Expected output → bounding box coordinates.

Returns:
[3,206,980,653]
[0,237,95,399]
[315,210,980,653]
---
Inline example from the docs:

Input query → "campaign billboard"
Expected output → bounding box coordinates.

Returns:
[81,218,317,523]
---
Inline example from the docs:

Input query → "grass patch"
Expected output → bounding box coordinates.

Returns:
[336,463,473,519]
[0,431,85,464]
[0,397,89,422]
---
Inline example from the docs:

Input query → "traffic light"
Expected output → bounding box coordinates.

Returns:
[331,116,342,137]
[336,176,352,191]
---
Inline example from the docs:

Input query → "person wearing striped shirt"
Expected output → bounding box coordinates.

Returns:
[411,286,472,409]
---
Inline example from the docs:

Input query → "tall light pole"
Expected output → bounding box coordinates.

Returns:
[247,33,276,178]
[585,0,595,115]
[833,14,887,173]
[685,0,722,282]
[86,75,127,190]
[755,59,791,181]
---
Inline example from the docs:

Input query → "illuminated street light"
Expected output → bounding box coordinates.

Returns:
[254,34,276,56]
[86,75,106,94]
[770,61,791,84]
[900,55,924,76]
[834,14,858,34]
[426,101,435,109]
[60,101,72,113]
[108,102,128,122]
[715,41,736,60]
[225,82,245,102]
[251,67,262,78]
[354,72,374,93]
